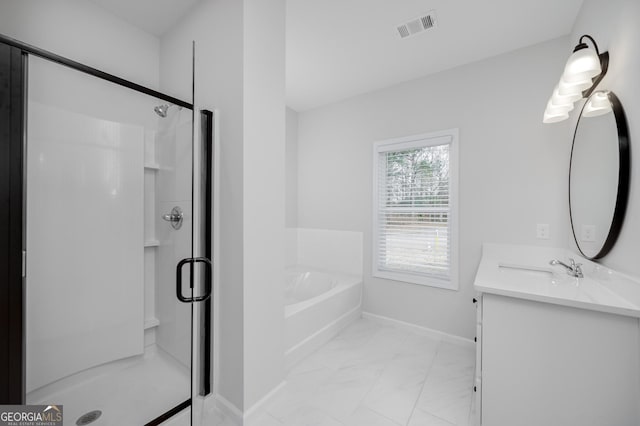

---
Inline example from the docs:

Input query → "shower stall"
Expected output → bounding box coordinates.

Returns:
[0,36,213,426]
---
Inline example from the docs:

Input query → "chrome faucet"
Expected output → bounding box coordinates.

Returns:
[549,258,583,278]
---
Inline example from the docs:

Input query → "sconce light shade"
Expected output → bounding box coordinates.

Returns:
[545,99,574,114]
[562,44,602,83]
[558,77,592,96]
[543,35,607,124]
[583,91,612,117]
[543,111,570,123]
[543,99,573,123]
[551,85,582,106]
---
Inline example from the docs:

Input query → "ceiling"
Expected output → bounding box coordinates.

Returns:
[88,0,201,36]
[286,0,584,111]
[89,0,585,112]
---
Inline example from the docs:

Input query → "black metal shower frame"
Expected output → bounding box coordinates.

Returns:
[0,33,213,425]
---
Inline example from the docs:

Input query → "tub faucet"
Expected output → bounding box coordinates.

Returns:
[549,258,583,278]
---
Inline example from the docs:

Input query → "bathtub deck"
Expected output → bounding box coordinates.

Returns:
[253,317,476,426]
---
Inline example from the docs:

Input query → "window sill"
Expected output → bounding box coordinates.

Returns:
[373,269,458,290]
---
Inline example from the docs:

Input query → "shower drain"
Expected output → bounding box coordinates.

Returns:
[76,410,102,425]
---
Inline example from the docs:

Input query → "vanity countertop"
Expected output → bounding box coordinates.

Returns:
[474,243,640,318]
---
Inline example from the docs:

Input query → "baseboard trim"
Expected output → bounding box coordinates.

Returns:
[243,381,286,422]
[362,311,474,348]
[209,381,287,425]
[284,304,361,370]
[212,393,243,424]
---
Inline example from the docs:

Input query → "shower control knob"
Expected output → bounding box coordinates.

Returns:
[162,206,183,230]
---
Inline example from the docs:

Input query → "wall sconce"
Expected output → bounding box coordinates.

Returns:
[543,35,609,123]
[583,90,613,117]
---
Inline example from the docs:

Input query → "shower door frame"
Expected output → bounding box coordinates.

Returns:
[0,33,213,423]
[0,40,25,405]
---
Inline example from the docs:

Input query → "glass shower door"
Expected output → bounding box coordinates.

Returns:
[25,55,204,425]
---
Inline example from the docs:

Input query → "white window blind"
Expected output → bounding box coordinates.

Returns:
[373,131,457,289]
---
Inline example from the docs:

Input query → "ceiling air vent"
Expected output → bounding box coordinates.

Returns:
[397,11,437,39]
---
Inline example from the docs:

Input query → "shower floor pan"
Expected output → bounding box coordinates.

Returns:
[27,345,189,426]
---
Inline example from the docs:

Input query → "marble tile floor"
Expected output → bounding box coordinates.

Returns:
[161,404,238,426]
[250,318,476,426]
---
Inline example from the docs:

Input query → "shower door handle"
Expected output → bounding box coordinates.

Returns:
[176,257,212,303]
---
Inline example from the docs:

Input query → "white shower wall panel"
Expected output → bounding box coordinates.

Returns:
[26,102,144,392]
[155,111,194,368]
[156,114,193,204]
[156,201,192,368]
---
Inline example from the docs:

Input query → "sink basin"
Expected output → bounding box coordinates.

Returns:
[498,263,553,275]
[474,244,640,318]
[497,262,576,288]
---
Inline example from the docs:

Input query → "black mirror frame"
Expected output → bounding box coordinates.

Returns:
[569,91,630,260]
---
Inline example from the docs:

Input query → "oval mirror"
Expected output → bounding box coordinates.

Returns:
[569,90,629,259]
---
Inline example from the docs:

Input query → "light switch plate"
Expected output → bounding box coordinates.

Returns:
[536,224,550,240]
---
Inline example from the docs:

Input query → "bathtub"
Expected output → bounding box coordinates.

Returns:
[284,266,362,368]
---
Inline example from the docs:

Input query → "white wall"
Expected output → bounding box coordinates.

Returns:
[0,0,160,88]
[295,228,363,277]
[242,0,286,409]
[160,0,246,409]
[286,108,299,228]
[568,0,640,276]
[161,0,286,411]
[296,38,571,339]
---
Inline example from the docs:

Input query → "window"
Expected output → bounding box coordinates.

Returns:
[372,129,458,289]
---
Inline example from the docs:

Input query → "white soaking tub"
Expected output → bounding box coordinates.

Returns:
[284,266,362,368]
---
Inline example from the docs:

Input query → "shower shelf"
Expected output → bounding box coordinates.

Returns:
[144,239,160,247]
[144,163,160,170]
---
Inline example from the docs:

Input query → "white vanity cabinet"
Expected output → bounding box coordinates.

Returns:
[475,293,640,426]
[473,244,640,426]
